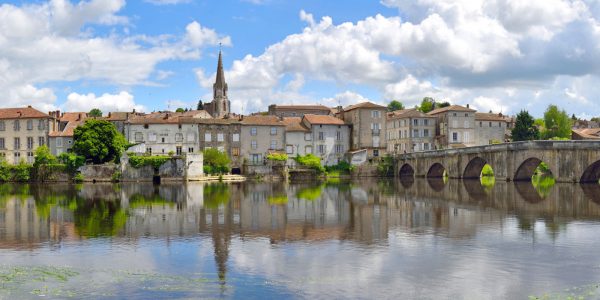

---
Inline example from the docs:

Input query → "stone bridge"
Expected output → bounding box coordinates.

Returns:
[394,141,600,183]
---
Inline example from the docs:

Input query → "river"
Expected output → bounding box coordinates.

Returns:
[0,179,600,299]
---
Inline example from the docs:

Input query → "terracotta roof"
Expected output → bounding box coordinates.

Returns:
[187,117,242,125]
[240,115,286,126]
[271,104,331,111]
[573,128,600,139]
[59,112,88,122]
[388,108,436,119]
[303,114,345,125]
[427,105,476,115]
[127,110,212,124]
[343,102,386,111]
[0,106,51,119]
[103,112,140,121]
[475,112,509,122]
[49,113,89,137]
[282,117,310,132]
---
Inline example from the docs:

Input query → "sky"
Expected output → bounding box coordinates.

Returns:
[1,0,600,118]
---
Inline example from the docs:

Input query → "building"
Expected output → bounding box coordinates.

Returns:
[0,106,52,164]
[240,115,286,165]
[104,110,144,135]
[282,117,311,167]
[572,128,600,140]
[195,118,243,172]
[48,112,88,156]
[474,112,509,145]
[204,51,231,119]
[427,105,476,149]
[301,114,350,166]
[268,104,332,117]
[125,110,211,156]
[336,102,387,158]
[386,108,436,154]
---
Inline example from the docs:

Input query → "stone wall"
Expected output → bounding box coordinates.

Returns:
[119,152,204,182]
[79,164,118,182]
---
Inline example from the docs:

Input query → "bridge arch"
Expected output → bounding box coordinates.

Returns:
[427,163,446,178]
[463,157,488,179]
[399,163,415,177]
[514,157,553,181]
[580,160,600,184]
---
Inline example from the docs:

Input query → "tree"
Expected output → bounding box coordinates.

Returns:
[88,108,103,118]
[203,148,230,174]
[511,110,539,141]
[418,97,435,113]
[541,105,572,140]
[73,119,127,164]
[387,100,404,112]
[197,100,204,110]
[437,101,451,108]
[175,108,185,113]
[33,145,57,168]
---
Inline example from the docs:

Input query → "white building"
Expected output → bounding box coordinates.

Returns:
[301,114,350,166]
[282,117,312,167]
[0,106,52,164]
[427,105,477,149]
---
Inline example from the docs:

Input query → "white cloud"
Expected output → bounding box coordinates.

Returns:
[185,21,232,47]
[322,91,373,108]
[144,0,191,5]
[63,91,145,112]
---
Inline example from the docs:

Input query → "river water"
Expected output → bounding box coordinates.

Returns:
[1,179,600,299]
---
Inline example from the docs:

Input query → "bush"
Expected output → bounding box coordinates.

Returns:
[129,155,171,169]
[295,154,325,173]
[203,148,230,175]
[267,153,288,161]
[58,153,85,174]
[377,155,394,177]
[33,145,57,168]
[11,162,32,182]
[73,173,84,183]
[111,171,121,182]
[325,161,354,173]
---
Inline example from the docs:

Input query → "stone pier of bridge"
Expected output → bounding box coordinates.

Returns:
[394,141,600,183]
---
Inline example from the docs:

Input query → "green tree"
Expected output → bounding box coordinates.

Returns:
[437,101,451,108]
[73,119,127,164]
[418,97,435,113]
[88,108,102,118]
[175,108,185,113]
[387,100,404,112]
[511,110,539,141]
[197,100,204,110]
[203,148,230,174]
[541,105,572,140]
[33,145,57,168]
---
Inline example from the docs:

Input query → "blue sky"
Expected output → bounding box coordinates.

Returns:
[1,0,600,118]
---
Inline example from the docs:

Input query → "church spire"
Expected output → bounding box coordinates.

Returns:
[214,49,226,93]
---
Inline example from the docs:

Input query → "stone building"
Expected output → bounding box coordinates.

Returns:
[475,112,509,145]
[386,108,436,154]
[204,51,231,119]
[195,118,243,173]
[48,112,88,156]
[0,106,52,164]
[125,110,210,156]
[336,102,387,158]
[301,114,350,166]
[268,104,332,117]
[104,110,144,135]
[240,115,286,165]
[427,105,476,149]
[282,117,311,167]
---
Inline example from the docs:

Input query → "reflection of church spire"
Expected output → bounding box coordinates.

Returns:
[211,199,233,294]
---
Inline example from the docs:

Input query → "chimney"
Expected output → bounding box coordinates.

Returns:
[466,104,470,108]
[17,111,22,118]
[279,115,284,121]
[132,109,136,114]
[164,113,170,120]
[77,113,82,121]
[27,105,32,108]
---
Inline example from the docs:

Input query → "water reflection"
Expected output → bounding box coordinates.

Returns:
[1,180,600,298]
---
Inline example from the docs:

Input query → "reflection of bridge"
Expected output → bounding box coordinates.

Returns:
[395,141,600,183]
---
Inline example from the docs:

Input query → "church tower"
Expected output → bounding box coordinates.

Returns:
[208,50,231,118]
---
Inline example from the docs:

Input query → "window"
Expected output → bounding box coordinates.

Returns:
[14,120,20,131]
[286,145,294,154]
[56,138,62,147]
[318,132,324,140]
[27,120,33,130]
[465,113,469,117]
[373,149,379,157]
[13,152,20,164]
[453,113,457,117]
[0,121,4,131]
[270,127,277,135]
[175,133,183,142]
[161,137,165,143]
[305,145,313,154]
[413,119,418,126]
[14,137,20,150]
[498,122,502,127]
[188,147,194,153]
[250,127,257,136]
[399,130,402,139]
[232,133,240,142]
[135,132,143,142]
[204,132,212,142]
[217,133,224,142]
[232,147,240,156]
[464,132,470,143]
[38,137,45,147]
[0,138,4,149]
[176,146,182,155]
[335,144,344,153]
[479,121,482,127]
[424,129,429,137]
[251,140,257,150]
[336,131,342,141]
[148,132,157,142]
[452,132,458,142]
[305,133,312,141]
[27,137,33,150]
[424,143,430,150]
[251,154,262,164]
[270,140,277,149]
[489,122,492,127]
[146,147,152,154]
[371,110,381,118]
[38,120,45,130]
[424,119,429,126]
[318,144,326,154]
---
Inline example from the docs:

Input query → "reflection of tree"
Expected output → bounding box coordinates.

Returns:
[73,199,126,237]
[204,184,230,209]
[296,185,324,201]
[128,193,174,209]
[517,215,534,231]
[268,195,288,205]
[531,174,555,199]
